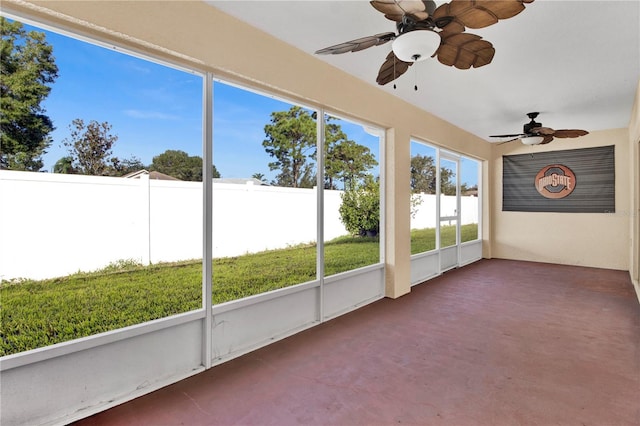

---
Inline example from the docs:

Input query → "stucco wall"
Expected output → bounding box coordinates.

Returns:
[491,128,631,270]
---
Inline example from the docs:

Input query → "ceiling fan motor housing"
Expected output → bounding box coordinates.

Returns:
[524,121,541,134]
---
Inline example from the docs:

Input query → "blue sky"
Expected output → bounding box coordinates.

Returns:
[40,27,201,172]
[26,20,475,187]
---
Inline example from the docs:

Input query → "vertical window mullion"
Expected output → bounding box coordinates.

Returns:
[202,72,213,369]
[478,161,483,241]
[379,131,386,264]
[456,158,461,246]
[317,109,325,322]
[435,148,441,250]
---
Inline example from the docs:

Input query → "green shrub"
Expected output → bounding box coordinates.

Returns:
[339,175,379,236]
[96,258,143,273]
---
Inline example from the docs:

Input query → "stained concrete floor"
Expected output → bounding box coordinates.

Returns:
[75,259,640,425]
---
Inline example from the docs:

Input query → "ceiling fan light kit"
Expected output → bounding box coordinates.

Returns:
[392,30,440,62]
[520,135,545,145]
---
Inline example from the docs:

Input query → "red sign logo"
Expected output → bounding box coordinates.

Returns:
[535,164,576,199]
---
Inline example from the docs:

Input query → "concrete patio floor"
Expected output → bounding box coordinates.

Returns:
[75,259,640,425]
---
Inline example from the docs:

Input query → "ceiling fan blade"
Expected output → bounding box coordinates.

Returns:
[432,0,533,37]
[553,129,589,138]
[432,3,465,34]
[436,33,494,69]
[490,133,526,138]
[315,32,396,55]
[376,51,413,85]
[539,135,555,144]
[455,0,532,26]
[370,0,432,22]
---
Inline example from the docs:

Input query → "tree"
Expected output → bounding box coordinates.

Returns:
[61,118,143,176]
[0,18,58,171]
[323,117,378,190]
[326,139,378,190]
[410,154,456,195]
[251,172,265,181]
[263,106,316,188]
[111,156,145,176]
[63,119,119,176]
[53,156,76,174]
[440,167,456,195]
[339,175,380,237]
[262,108,377,190]
[211,164,221,179]
[149,149,220,181]
[410,154,436,194]
[323,120,348,190]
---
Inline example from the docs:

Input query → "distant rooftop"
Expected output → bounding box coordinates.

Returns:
[122,170,181,181]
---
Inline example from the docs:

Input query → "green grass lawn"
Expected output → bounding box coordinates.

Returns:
[411,223,478,254]
[1,224,477,356]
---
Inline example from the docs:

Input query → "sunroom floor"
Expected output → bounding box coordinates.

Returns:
[75,259,640,425]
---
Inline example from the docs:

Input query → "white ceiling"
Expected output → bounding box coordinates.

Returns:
[209,1,639,142]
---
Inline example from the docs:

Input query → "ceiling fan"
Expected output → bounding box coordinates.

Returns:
[490,112,589,145]
[315,0,534,86]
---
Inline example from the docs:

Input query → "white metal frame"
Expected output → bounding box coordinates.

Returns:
[0,13,387,425]
[202,73,214,369]
[439,151,461,271]
[409,141,483,285]
[317,108,326,320]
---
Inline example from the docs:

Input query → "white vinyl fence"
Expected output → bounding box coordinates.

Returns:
[0,170,477,280]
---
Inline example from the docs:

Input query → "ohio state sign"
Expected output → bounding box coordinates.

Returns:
[535,164,576,199]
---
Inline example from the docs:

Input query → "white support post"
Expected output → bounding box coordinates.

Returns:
[202,73,213,369]
[378,128,386,265]
[140,172,151,266]
[435,149,441,252]
[317,109,325,322]
[455,157,461,263]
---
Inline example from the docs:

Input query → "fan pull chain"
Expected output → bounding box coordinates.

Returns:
[414,66,418,91]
